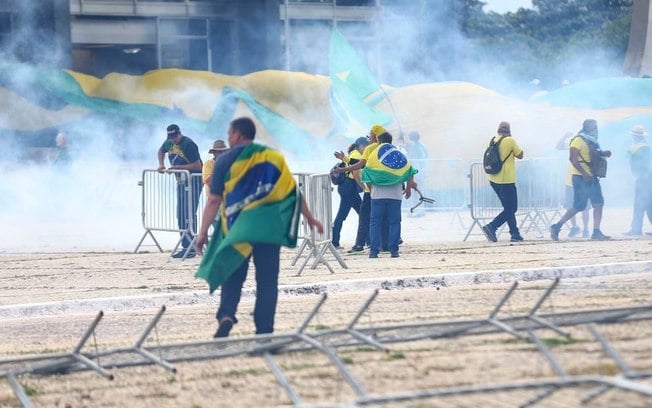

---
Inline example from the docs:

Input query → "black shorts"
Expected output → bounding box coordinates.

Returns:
[571,175,603,211]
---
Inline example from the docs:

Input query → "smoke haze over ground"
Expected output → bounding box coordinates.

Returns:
[0,1,649,252]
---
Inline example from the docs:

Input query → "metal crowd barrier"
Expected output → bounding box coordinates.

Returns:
[3,279,652,408]
[291,173,347,275]
[411,158,467,211]
[464,158,564,241]
[134,169,201,259]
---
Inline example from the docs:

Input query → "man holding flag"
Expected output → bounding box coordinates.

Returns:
[195,117,323,338]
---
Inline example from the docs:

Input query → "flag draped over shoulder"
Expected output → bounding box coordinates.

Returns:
[195,144,301,293]
[361,143,418,186]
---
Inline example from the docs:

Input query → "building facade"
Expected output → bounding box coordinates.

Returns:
[0,0,387,78]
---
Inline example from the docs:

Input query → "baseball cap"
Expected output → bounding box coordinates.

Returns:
[166,124,181,138]
[354,137,370,148]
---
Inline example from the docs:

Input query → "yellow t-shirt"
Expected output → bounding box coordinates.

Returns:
[360,143,378,193]
[202,158,215,193]
[362,142,379,161]
[569,136,592,177]
[346,150,363,179]
[488,135,522,184]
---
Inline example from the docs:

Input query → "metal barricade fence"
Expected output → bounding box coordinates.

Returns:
[291,173,347,275]
[293,173,311,241]
[464,158,564,241]
[411,158,467,211]
[134,169,200,257]
[520,157,564,228]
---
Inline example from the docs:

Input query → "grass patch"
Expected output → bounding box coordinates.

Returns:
[340,356,354,364]
[225,367,265,378]
[385,351,406,361]
[23,384,38,396]
[541,336,581,347]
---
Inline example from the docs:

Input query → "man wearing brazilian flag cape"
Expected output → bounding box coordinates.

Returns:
[195,117,323,338]
[361,131,418,259]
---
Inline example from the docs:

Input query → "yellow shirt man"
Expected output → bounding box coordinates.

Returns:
[488,135,523,184]
[569,136,593,177]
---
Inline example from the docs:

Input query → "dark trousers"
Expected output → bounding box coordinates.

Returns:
[488,182,519,235]
[354,192,371,248]
[369,199,402,254]
[216,243,281,335]
[332,179,361,247]
[177,175,202,249]
[631,176,652,232]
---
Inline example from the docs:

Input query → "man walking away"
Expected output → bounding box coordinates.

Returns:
[550,119,612,241]
[481,121,524,243]
[195,117,323,338]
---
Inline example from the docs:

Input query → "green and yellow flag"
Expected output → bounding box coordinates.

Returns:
[361,143,418,186]
[195,144,301,293]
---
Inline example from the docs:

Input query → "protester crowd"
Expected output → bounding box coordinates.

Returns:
[154,118,651,339]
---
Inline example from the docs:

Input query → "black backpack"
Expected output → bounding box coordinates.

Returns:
[573,135,608,178]
[330,158,360,185]
[330,162,347,185]
[483,135,511,174]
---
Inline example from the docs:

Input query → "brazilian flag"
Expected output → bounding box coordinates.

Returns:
[195,144,301,293]
[362,143,418,186]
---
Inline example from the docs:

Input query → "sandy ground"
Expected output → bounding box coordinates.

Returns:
[1,208,652,407]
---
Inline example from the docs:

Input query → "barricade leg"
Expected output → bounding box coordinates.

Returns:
[134,229,164,253]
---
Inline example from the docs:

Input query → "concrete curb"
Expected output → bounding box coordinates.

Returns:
[1,260,650,320]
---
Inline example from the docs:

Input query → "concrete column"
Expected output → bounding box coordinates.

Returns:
[236,0,282,74]
[624,0,652,77]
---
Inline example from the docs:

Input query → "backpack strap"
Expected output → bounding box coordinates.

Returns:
[494,135,513,163]
[571,135,591,164]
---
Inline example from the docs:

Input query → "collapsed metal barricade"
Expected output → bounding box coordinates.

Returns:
[133,169,202,259]
[2,279,651,407]
[291,173,347,275]
[464,159,564,241]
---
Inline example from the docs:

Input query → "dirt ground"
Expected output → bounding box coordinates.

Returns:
[1,222,652,408]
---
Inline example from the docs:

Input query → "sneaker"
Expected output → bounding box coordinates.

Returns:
[172,248,195,258]
[481,225,497,242]
[369,252,379,258]
[568,226,581,237]
[623,230,642,236]
[550,223,561,241]
[347,246,364,253]
[390,252,400,258]
[510,234,524,242]
[214,317,234,338]
[591,230,611,241]
[582,230,589,238]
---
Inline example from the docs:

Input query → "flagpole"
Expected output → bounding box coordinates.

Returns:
[378,84,403,137]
